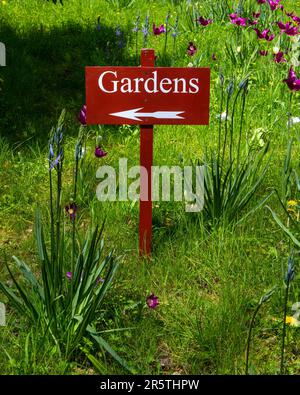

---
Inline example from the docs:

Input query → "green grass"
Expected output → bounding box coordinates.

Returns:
[1,0,300,375]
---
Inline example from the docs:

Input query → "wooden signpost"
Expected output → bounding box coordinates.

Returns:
[86,49,210,257]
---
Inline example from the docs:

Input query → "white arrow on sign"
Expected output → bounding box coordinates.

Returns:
[110,107,185,121]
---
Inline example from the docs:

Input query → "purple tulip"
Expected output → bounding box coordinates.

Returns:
[66,271,73,280]
[253,12,261,18]
[283,66,300,92]
[78,105,87,125]
[65,203,78,220]
[153,23,165,35]
[196,16,213,26]
[187,42,197,56]
[254,28,275,41]
[260,50,268,56]
[274,51,286,63]
[257,0,266,3]
[146,293,159,309]
[230,13,247,27]
[94,147,107,158]
[212,53,217,61]
[268,0,283,11]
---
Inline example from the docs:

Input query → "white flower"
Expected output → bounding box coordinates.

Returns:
[236,46,241,53]
[273,46,280,54]
[187,62,194,67]
[217,111,230,122]
[287,117,300,127]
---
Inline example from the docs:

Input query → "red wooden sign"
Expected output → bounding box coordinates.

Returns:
[85,49,210,257]
[86,66,210,125]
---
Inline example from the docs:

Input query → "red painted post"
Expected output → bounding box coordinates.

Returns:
[139,49,155,257]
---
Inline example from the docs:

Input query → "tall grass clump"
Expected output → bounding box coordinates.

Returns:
[196,74,270,229]
[0,112,130,370]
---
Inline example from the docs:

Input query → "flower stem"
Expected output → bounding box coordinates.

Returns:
[245,303,261,375]
[280,281,290,374]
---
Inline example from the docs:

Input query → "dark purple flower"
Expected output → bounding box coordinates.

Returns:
[285,26,299,36]
[273,51,286,63]
[78,105,87,125]
[248,19,258,26]
[260,50,268,56]
[254,28,275,41]
[94,146,107,158]
[66,271,73,280]
[96,277,105,284]
[212,53,217,61]
[277,21,291,30]
[153,23,165,35]
[146,293,159,309]
[253,12,261,18]
[65,203,78,220]
[187,42,197,56]
[257,0,266,3]
[283,66,300,92]
[196,16,213,26]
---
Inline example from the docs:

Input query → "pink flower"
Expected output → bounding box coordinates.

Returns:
[274,51,286,63]
[283,66,300,92]
[66,271,73,280]
[196,16,213,26]
[187,42,197,56]
[146,293,159,309]
[230,13,247,26]
[153,23,165,35]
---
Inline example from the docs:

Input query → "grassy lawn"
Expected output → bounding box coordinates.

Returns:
[1,0,300,375]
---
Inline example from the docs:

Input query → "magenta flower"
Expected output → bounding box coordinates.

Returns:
[268,0,283,11]
[196,16,213,26]
[146,293,159,309]
[230,13,247,27]
[66,271,73,280]
[94,146,107,158]
[254,28,275,41]
[283,66,300,92]
[78,105,87,125]
[65,203,78,220]
[253,12,261,18]
[187,42,197,56]
[286,12,300,24]
[273,51,286,63]
[260,50,268,56]
[153,23,165,35]
[278,21,299,36]
[285,26,299,36]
